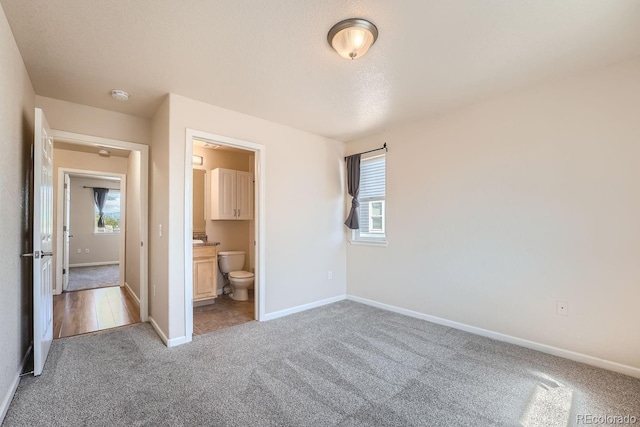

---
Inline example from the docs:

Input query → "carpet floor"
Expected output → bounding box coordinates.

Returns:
[66,265,119,292]
[4,300,639,426]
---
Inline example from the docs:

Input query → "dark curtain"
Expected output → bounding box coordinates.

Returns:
[344,154,361,229]
[93,188,109,228]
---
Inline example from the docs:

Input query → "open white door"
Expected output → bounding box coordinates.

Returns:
[62,174,70,291]
[33,108,54,376]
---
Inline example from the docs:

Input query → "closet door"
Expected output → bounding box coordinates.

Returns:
[236,171,253,220]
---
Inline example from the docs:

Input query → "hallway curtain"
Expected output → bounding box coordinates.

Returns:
[344,154,361,229]
[93,188,109,228]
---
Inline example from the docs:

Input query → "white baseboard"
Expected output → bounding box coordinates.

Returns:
[69,261,119,268]
[262,294,346,321]
[123,282,140,307]
[148,316,188,348]
[1,345,31,424]
[346,295,640,379]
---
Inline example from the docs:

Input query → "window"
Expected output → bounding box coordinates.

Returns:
[95,190,121,233]
[353,155,386,243]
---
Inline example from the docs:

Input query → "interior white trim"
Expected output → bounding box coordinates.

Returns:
[346,295,640,379]
[124,281,140,307]
[262,294,347,321]
[55,168,125,295]
[0,345,31,424]
[184,129,267,344]
[148,316,167,344]
[68,261,119,268]
[51,130,149,322]
[149,316,188,347]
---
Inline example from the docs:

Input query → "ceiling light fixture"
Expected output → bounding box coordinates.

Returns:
[111,89,129,101]
[327,18,378,60]
[98,149,110,157]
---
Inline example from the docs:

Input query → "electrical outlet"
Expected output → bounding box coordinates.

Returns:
[77,248,81,254]
[328,271,333,280]
[85,248,90,254]
[557,301,568,316]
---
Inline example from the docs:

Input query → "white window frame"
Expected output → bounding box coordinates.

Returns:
[351,154,387,246]
[368,200,385,234]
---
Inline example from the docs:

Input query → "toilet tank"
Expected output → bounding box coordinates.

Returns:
[218,251,246,273]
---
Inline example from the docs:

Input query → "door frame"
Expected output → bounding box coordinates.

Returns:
[184,129,266,341]
[50,130,149,321]
[62,173,70,291]
[55,168,127,293]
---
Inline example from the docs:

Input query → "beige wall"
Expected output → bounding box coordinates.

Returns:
[0,6,35,421]
[346,58,640,370]
[149,96,171,334]
[193,146,253,271]
[68,176,121,265]
[125,150,142,299]
[156,93,346,340]
[36,96,150,144]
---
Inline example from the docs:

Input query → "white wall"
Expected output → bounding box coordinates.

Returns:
[68,176,121,265]
[156,93,346,341]
[0,6,35,422]
[346,58,640,370]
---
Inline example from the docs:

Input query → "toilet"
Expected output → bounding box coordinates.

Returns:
[217,251,254,301]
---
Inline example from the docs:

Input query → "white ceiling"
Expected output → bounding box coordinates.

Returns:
[3,1,640,141]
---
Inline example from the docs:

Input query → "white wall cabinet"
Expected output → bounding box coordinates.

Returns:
[210,168,253,220]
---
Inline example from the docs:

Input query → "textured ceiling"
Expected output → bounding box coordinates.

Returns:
[3,1,640,141]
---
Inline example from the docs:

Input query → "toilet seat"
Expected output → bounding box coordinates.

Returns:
[229,270,254,279]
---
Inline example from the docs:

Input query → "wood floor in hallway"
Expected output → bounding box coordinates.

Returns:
[53,286,140,339]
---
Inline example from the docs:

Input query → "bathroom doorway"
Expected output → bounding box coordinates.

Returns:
[184,130,265,340]
[190,139,255,335]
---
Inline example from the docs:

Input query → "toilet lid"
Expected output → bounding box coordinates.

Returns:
[229,270,254,279]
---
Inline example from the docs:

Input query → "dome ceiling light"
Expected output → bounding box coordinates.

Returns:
[327,18,378,60]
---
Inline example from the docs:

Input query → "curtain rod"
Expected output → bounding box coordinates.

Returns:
[344,143,387,161]
[83,186,120,190]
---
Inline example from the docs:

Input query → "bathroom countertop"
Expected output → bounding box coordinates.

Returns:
[193,241,220,247]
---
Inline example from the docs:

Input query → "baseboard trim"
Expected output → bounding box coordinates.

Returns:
[69,261,119,268]
[148,316,188,348]
[346,295,640,379]
[123,282,140,307]
[0,345,32,424]
[262,294,346,321]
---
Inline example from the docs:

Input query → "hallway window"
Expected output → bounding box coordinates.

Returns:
[95,190,121,233]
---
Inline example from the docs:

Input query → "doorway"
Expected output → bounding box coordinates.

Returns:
[53,169,137,338]
[184,129,266,341]
[50,131,149,338]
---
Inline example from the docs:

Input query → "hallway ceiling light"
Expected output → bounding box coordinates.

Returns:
[327,18,378,60]
[111,89,129,101]
[98,149,110,157]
